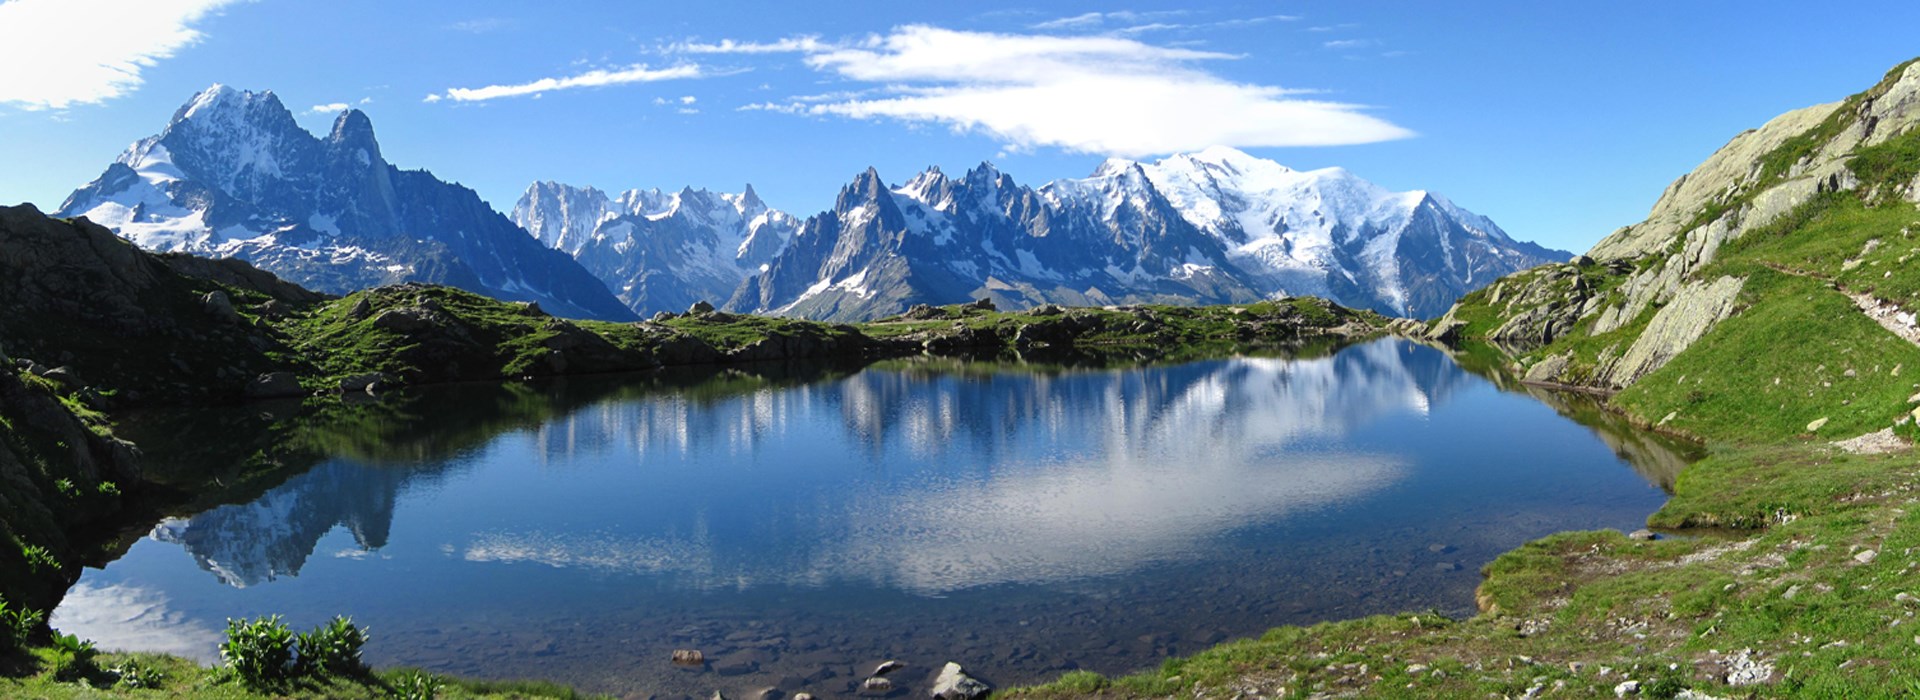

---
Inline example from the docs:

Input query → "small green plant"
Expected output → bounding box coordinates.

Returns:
[47,631,99,681]
[110,659,165,689]
[297,616,369,676]
[221,615,297,689]
[53,478,76,498]
[0,600,12,652]
[4,604,44,641]
[1644,666,1691,699]
[389,670,443,700]
[95,480,120,497]
[20,543,59,574]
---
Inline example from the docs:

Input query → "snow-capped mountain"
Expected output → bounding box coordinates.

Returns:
[729,148,1565,321]
[58,85,636,321]
[511,181,798,315]
[730,162,1262,321]
[1129,146,1558,318]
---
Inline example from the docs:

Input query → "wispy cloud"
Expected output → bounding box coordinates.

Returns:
[1323,39,1377,50]
[307,102,350,115]
[733,25,1411,156]
[448,17,512,34]
[671,36,833,54]
[1030,10,1296,35]
[1029,10,1188,31]
[427,64,708,103]
[0,0,248,111]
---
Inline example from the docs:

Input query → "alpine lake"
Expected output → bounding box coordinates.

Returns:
[50,338,1696,698]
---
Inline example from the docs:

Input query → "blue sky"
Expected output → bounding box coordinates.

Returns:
[2,1,1918,253]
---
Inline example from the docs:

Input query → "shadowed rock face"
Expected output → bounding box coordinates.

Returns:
[56,85,636,322]
[0,356,142,613]
[0,204,297,403]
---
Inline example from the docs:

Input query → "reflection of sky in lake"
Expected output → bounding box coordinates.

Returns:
[462,345,1430,594]
[53,339,1680,692]
[54,582,222,662]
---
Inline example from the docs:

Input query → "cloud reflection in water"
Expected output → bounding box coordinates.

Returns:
[463,343,1442,594]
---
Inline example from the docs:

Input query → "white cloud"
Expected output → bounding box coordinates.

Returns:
[1039,11,1300,35]
[428,63,707,102]
[448,17,511,34]
[1029,10,1188,31]
[306,102,350,115]
[671,36,831,54]
[747,25,1410,157]
[679,95,697,104]
[0,0,247,111]
[1323,39,1377,50]
[737,101,803,114]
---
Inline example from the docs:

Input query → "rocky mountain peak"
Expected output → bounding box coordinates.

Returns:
[837,167,890,211]
[962,161,1012,193]
[61,87,638,322]
[897,167,952,205]
[170,83,241,123]
[739,183,767,213]
[328,109,377,145]
[1090,157,1141,179]
[165,85,298,139]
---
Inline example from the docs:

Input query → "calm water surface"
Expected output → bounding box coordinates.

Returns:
[53,340,1689,697]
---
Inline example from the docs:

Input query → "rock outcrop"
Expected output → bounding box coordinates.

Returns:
[0,365,142,613]
[0,204,298,404]
[1595,276,1746,388]
[1438,58,1920,411]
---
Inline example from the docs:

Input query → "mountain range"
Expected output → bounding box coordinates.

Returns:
[521,148,1565,320]
[511,181,798,318]
[57,85,636,321]
[58,86,1566,322]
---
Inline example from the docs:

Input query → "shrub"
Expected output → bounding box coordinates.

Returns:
[221,615,297,689]
[5,605,44,638]
[297,616,368,676]
[47,631,98,681]
[0,600,14,652]
[389,670,443,700]
[110,659,165,689]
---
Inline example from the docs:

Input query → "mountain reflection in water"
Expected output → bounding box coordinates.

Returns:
[57,339,1691,695]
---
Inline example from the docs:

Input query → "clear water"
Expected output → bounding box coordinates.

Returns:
[53,339,1688,697]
